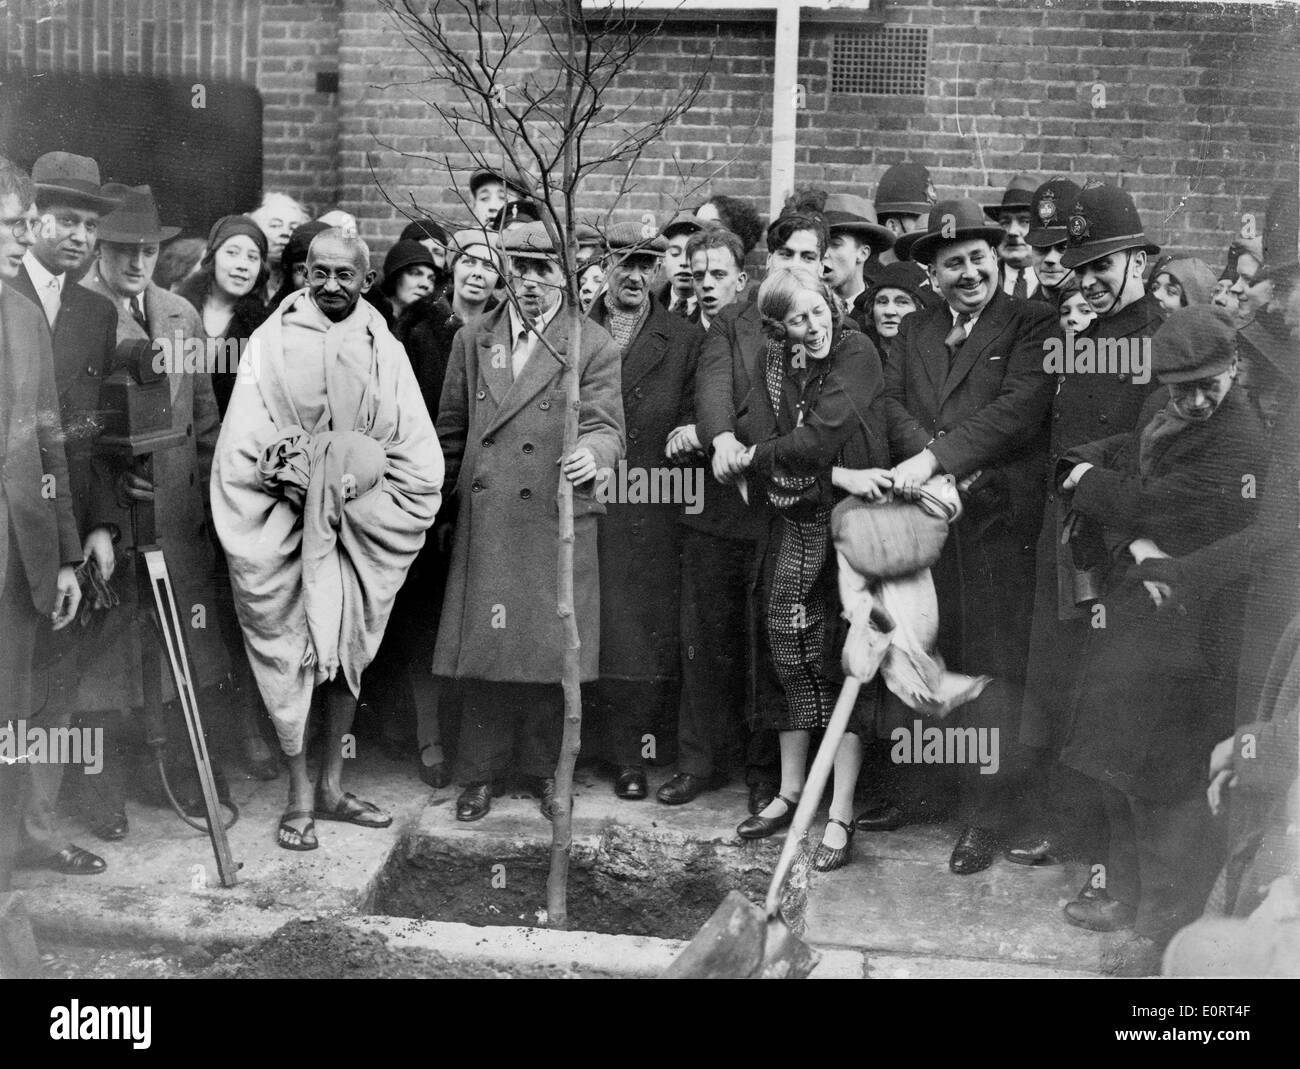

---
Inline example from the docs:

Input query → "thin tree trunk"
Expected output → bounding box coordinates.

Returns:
[546,0,584,931]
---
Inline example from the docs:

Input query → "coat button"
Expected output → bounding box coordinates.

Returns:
[520,488,532,499]
[522,443,534,454]
[629,429,640,441]
[634,387,643,398]
[471,480,484,492]
[540,399,551,410]
[935,429,946,438]
[477,390,487,400]
[482,436,494,447]
[1098,414,1109,423]
[86,364,99,377]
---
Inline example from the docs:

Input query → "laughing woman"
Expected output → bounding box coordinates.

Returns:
[728,267,892,870]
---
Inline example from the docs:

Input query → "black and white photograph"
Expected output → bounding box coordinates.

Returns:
[0,0,1296,1013]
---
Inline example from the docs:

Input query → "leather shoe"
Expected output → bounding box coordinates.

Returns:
[614,767,647,800]
[657,772,720,806]
[948,825,1001,875]
[854,801,907,832]
[537,777,562,821]
[748,782,776,816]
[43,845,107,875]
[1004,836,1061,866]
[91,812,129,842]
[737,793,798,840]
[1063,896,1136,932]
[456,783,494,822]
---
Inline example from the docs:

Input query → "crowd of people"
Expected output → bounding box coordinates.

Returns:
[0,147,1295,977]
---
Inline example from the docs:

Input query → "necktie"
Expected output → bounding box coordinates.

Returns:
[130,296,149,333]
[944,312,973,361]
[1012,269,1028,300]
[672,297,692,319]
[41,277,60,327]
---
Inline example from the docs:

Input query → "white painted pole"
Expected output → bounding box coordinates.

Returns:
[769,1,799,223]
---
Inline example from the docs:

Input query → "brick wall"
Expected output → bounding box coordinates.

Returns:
[341,0,1300,269]
[0,0,342,212]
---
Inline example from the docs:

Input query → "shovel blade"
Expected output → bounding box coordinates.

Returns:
[664,891,819,979]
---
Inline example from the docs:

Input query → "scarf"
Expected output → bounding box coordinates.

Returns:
[1137,396,1195,476]
[603,292,649,356]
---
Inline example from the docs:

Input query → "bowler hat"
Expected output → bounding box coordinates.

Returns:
[823,193,895,256]
[1060,184,1160,270]
[502,221,559,260]
[381,239,438,294]
[904,198,1006,266]
[96,187,181,244]
[604,220,666,255]
[32,151,118,212]
[1152,305,1236,383]
[982,174,1038,221]
[1026,176,1083,248]
[874,162,937,217]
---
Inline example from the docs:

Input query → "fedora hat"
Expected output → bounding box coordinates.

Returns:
[982,174,1037,221]
[96,187,181,244]
[1060,184,1160,270]
[822,193,895,256]
[32,151,118,212]
[1026,176,1083,248]
[904,198,1006,266]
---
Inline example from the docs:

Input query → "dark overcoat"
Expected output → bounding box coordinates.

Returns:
[1019,293,1163,748]
[0,286,82,614]
[432,302,625,683]
[78,272,228,708]
[587,295,702,682]
[1058,387,1267,801]
[882,289,1056,693]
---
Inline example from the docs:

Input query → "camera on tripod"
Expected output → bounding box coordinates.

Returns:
[97,338,188,456]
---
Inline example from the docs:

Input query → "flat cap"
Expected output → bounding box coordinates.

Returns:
[1152,305,1237,383]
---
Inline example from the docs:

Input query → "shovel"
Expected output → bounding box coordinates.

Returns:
[663,673,865,978]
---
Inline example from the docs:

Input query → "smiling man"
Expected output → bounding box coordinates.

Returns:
[587,222,703,800]
[881,198,1056,876]
[214,227,442,851]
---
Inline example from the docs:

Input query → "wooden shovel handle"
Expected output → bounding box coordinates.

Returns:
[763,675,862,918]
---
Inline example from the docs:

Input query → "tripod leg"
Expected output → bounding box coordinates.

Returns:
[143,549,239,888]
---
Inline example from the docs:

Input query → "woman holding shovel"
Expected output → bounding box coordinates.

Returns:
[723,267,893,871]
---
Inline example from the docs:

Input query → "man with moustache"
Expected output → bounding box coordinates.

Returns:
[1014,184,1164,905]
[214,228,442,850]
[0,155,83,891]
[10,153,118,873]
[984,175,1040,299]
[1023,176,1083,307]
[587,223,703,799]
[881,199,1056,875]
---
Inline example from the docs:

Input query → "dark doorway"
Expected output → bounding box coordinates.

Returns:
[0,71,262,239]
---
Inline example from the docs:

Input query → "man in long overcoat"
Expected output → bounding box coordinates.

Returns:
[433,222,625,823]
[1056,306,1267,973]
[586,223,702,800]
[0,156,83,891]
[1013,184,1163,883]
[882,198,1056,875]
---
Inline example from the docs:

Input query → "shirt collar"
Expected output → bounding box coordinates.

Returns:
[23,250,63,291]
[509,299,561,341]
